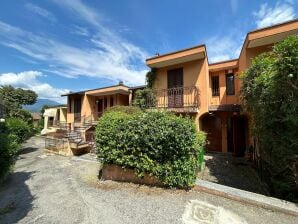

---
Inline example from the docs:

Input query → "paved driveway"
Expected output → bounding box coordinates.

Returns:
[0,137,297,224]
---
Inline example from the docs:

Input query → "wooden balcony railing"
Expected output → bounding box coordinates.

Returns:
[146,86,200,111]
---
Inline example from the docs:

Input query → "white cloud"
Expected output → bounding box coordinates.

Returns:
[253,1,296,28]
[0,71,68,103]
[25,3,56,23]
[0,0,148,86]
[206,33,244,63]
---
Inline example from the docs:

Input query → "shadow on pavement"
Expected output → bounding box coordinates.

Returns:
[203,152,270,195]
[0,171,35,223]
[18,147,39,155]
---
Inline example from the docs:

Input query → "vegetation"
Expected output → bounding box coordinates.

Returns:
[241,35,298,202]
[0,85,38,181]
[0,85,37,117]
[132,88,156,109]
[6,117,33,144]
[0,122,19,181]
[145,68,157,88]
[96,107,205,188]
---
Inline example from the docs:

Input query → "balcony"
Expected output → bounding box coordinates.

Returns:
[145,86,200,112]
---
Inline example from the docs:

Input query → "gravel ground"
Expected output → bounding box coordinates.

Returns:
[0,136,297,224]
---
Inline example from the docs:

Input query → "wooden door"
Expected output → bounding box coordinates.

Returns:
[201,115,222,152]
[227,116,247,156]
[167,68,183,107]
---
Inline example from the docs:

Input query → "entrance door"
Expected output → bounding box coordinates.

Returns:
[167,68,183,107]
[227,116,247,156]
[201,114,222,152]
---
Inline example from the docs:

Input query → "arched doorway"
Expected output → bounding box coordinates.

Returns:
[200,113,222,152]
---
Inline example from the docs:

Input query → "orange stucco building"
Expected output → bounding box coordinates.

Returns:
[146,19,298,155]
[62,82,129,130]
[62,19,298,156]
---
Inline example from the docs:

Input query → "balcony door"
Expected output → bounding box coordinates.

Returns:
[97,99,103,117]
[74,98,81,122]
[167,68,183,108]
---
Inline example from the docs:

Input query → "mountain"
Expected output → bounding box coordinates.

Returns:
[23,99,62,112]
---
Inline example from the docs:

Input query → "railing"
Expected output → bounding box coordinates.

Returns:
[146,86,200,110]
[45,137,68,152]
[83,112,103,125]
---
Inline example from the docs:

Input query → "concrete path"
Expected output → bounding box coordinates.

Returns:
[0,136,297,224]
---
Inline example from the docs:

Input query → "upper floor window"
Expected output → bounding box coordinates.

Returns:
[226,73,235,95]
[211,76,219,96]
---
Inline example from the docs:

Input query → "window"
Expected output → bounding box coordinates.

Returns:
[211,76,219,96]
[226,73,235,95]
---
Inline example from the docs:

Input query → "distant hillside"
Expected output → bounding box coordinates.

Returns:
[23,99,61,112]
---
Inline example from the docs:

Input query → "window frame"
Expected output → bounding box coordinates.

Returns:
[211,76,220,96]
[226,73,235,96]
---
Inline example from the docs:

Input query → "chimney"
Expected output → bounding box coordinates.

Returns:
[119,80,124,85]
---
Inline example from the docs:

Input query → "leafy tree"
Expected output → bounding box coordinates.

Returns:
[40,104,50,115]
[145,68,157,88]
[0,85,37,117]
[133,88,156,109]
[241,35,298,202]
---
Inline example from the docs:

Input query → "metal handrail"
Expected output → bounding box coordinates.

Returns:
[146,86,200,109]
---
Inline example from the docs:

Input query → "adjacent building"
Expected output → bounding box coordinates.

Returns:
[41,106,67,135]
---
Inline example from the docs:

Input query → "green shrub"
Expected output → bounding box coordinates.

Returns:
[0,122,19,181]
[96,107,205,188]
[241,35,298,201]
[106,105,142,115]
[6,117,32,143]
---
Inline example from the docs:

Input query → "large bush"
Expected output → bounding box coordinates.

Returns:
[241,35,298,201]
[6,117,32,143]
[0,122,19,181]
[96,107,205,188]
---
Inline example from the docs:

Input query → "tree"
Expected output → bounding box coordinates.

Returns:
[40,104,50,115]
[241,35,298,202]
[133,88,156,109]
[0,85,37,117]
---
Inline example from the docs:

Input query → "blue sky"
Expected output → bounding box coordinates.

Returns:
[0,0,297,103]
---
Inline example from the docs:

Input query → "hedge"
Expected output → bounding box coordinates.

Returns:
[96,107,205,188]
[241,35,298,202]
[0,122,19,181]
